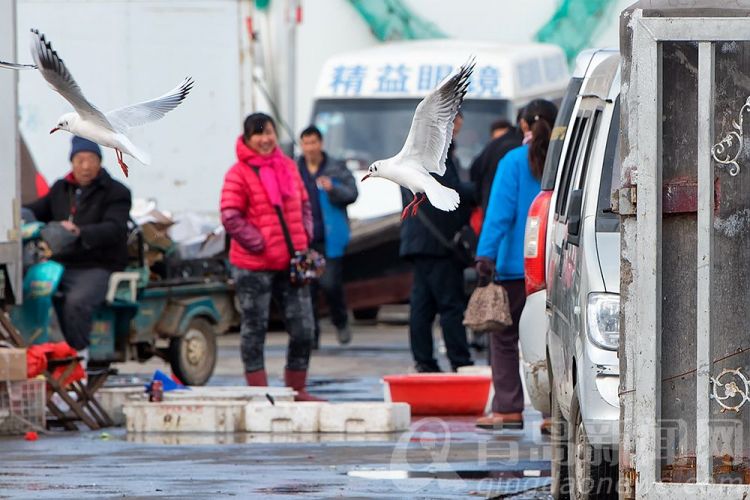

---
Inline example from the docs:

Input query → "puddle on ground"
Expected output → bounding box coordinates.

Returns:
[347,469,549,480]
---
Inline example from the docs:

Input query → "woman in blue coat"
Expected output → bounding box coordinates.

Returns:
[474,100,558,430]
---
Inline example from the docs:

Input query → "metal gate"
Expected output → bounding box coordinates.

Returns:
[621,1,750,497]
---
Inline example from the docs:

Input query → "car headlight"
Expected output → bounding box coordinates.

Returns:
[586,293,620,350]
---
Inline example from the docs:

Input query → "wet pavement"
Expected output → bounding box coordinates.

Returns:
[1,306,552,499]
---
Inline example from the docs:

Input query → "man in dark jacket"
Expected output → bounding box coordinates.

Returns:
[297,126,358,347]
[400,115,475,372]
[24,136,132,353]
[470,122,523,214]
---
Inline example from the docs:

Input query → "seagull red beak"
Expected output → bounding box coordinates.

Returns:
[49,127,59,134]
[362,174,371,181]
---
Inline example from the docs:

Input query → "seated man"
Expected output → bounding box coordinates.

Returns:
[24,136,132,355]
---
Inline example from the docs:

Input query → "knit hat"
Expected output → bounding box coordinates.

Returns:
[70,136,102,161]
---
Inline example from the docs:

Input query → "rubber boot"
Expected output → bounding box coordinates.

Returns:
[284,368,325,402]
[245,369,268,387]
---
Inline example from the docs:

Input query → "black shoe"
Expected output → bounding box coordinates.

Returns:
[336,325,352,345]
[415,362,442,373]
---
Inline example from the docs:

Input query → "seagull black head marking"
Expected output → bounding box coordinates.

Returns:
[363,161,381,181]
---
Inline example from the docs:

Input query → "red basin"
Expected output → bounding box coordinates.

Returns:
[383,373,492,416]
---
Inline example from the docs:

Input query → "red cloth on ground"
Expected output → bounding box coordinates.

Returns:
[27,342,85,387]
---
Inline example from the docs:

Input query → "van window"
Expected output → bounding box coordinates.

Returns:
[541,77,584,191]
[574,110,602,192]
[562,110,601,220]
[596,99,621,232]
[555,115,588,218]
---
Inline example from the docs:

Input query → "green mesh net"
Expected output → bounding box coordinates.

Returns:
[348,0,446,41]
[535,0,619,62]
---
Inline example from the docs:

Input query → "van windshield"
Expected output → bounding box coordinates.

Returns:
[312,98,511,174]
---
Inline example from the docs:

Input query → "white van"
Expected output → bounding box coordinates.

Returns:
[310,39,570,220]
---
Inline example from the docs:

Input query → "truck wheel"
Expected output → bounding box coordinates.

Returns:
[352,307,379,321]
[168,317,217,386]
[568,393,618,500]
[550,376,571,499]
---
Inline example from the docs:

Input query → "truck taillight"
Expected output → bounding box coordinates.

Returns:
[524,191,553,296]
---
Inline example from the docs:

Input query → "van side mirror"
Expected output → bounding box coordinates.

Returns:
[567,189,584,246]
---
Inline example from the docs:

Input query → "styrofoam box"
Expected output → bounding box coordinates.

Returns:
[319,403,410,433]
[124,400,246,433]
[245,402,325,433]
[164,386,295,402]
[96,387,147,426]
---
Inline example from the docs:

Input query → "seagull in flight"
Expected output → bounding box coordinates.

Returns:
[362,58,474,220]
[29,29,194,177]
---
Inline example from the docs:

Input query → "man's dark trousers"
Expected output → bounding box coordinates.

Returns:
[310,241,349,344]
[53,267,111,351]
[409,256,473,371]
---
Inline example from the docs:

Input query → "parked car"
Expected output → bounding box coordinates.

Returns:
[520,49,621,499]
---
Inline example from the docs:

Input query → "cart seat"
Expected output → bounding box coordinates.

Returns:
[106,272,140,304]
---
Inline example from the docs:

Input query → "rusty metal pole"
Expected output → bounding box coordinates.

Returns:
[0,0,22,306]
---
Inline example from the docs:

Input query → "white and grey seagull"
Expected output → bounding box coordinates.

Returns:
[362,58,474,220]
[29,29,194,177]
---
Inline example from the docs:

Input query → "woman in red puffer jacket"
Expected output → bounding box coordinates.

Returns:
[221,113,322,401]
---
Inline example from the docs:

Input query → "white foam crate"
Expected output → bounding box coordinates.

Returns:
[319,403,410,433]
[164,386,295,402]
[244,402,325,433]
[124,400,246,433]
[96,387,147,426]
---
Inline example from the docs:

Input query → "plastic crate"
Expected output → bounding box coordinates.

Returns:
[0,379,46,434]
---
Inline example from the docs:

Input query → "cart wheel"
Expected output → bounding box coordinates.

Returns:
[168,317,217,386]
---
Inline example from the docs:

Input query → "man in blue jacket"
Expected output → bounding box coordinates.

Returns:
[298,126,358,347]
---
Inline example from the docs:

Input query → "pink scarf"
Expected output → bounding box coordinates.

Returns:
[523,131,533,145]
[235,136,295,206]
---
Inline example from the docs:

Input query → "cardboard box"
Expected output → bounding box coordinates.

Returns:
[0,348,27,381]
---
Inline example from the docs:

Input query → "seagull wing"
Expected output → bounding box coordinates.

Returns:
[29,29,114,131]
[0,60,36,70]
[398,58,475,176]
[106,77,194,133]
